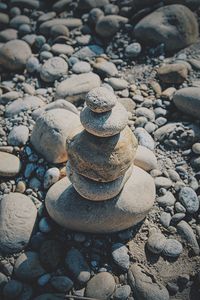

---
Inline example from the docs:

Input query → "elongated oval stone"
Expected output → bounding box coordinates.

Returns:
[67,162,132,201]
[0,193,37,254]
[0,152,21,177]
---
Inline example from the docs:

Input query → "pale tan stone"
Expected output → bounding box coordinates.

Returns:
[31,109,82,163]
[67,126,138,182]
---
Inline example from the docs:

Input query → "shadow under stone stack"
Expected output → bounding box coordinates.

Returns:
[45,87,156,233]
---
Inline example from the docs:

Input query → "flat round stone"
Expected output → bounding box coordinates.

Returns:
[85,87,117,113]
[0,152,21,177]
[80,102,128,137]
[45,166,155,233]
[67,126,138,182]
[67,162,132,201]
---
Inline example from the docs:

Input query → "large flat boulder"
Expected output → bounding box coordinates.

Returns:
[45,166,155,233]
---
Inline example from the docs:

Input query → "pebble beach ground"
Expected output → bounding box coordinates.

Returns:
[0,1,200,299]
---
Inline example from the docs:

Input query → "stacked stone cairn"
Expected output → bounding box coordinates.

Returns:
[45,87,156,233]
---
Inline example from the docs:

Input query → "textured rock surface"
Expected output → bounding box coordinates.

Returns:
[0,28,17,42]
[67,126,137,182]
[0,193,37,254]
[7,125,29,146]
[112,243,130,271]
[85,86,117,113]
[134,4,198,52]
[31,109,81,163]
[134,127,155,151]
[80,102,128,137]
[45,166,155,233]
[128,264,170,300]
[162,239,183,258]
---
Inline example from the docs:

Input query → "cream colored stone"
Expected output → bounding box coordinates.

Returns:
[134,145,158,171]
[67,126,138,182]
[31,109,82,163]
[0,152,21,177]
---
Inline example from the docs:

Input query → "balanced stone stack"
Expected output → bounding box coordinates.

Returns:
[45,87,156,233]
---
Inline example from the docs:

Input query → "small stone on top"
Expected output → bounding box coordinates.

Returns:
[85,86,117,113]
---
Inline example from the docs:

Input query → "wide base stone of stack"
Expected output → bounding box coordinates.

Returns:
[45,166,155,233]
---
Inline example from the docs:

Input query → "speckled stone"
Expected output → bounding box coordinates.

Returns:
[80,102,128,137]
[85,86,117,113]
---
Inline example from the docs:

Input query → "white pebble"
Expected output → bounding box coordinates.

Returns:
[43,167,60,189]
